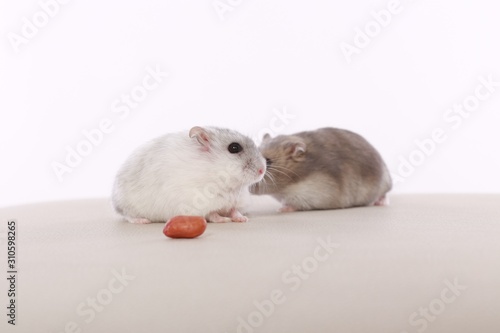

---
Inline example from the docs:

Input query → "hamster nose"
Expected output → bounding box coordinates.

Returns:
[258,168,264,175]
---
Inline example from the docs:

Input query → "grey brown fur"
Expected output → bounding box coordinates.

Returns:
[250,127,392,211]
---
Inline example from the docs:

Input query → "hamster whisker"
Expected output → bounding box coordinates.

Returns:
[249,182,263,193]
[268,166,294,181]
[264,172,278,188]
[269,165,300,179]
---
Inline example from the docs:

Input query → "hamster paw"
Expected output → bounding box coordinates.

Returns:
[374,195,390,206]
[206,212,232,223]
[229,209,248,223]
[126,217,152,224]
[231,216,248,223]
[279,205,297,213]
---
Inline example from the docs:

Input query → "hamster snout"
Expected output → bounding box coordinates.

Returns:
[244,157,266,182]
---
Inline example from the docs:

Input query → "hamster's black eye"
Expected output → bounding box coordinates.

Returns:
[266,158,272,167]
[228,142,243,154]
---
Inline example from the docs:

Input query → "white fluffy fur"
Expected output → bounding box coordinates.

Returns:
[112,127,265,222]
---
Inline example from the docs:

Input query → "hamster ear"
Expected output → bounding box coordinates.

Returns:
[292,142,306,161]
[189,126,210,149]
[262,133,271,142]
[285,140,306,161]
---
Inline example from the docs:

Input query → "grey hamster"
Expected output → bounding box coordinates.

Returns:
[249,127,392,212]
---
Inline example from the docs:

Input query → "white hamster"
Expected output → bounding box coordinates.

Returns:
[112,126,266,223]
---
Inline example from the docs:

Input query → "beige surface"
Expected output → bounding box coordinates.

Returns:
[1,194,499,333]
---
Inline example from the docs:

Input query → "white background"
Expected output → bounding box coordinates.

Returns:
[1,0,499,208]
